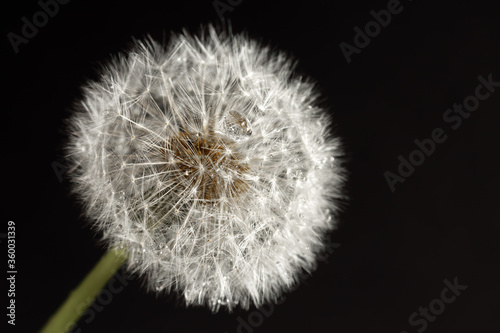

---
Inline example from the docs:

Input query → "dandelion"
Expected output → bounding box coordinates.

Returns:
[42,25,344,332]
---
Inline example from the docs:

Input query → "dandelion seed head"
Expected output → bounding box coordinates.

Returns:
[66,25,344,312]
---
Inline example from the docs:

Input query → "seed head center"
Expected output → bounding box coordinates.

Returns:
[161,131,250,202]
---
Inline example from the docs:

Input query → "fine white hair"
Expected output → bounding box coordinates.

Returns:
[66,25,344,312]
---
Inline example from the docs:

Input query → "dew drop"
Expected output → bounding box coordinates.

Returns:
[221,110,252,142]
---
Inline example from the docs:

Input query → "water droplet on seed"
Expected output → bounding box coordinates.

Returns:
[221,110,252,142]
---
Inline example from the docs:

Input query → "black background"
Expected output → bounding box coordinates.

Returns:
[3,0,500,332]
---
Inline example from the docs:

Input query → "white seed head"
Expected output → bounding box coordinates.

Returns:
[66,25,344,312]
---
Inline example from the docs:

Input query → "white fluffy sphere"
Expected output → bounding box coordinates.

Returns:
[67,25,344,312]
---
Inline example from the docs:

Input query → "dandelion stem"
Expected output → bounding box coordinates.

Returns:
[40,248,128,333]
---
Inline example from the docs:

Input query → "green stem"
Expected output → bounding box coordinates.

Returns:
[40,248,128,333]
